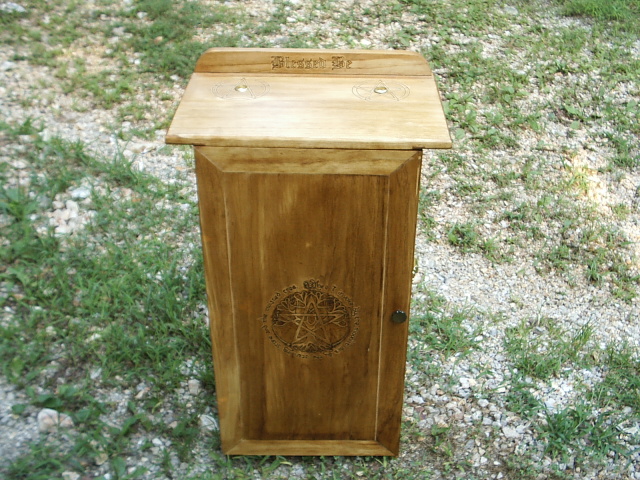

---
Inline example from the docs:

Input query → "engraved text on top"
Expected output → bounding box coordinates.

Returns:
[271,55,353,71]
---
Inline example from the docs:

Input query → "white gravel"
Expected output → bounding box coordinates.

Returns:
[1,0,639,479]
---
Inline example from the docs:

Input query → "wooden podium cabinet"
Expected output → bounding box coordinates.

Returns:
[166,48,451,456]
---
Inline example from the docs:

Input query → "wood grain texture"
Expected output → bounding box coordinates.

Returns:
[173,48,451,456]
[166,74,450,150]
[197,146,418,175]
[194,147,422,455]
[166,48,451,150]
[376,152,422,454]
[194,47,433,75]
[195,149,242,452]
[226,440,394,456]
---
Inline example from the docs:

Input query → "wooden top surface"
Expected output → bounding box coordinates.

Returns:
[166,48,451,150]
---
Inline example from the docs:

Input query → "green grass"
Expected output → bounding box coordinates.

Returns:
[502,321,640,467]
[504,317,593,380]
[1,0,639,478]
[589,344,640,411]
[119,0,244,78]
[411,291,480,357]
[557,0,640,32]
[0,120,211,477]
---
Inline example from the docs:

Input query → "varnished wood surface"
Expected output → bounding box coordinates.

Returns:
[166,48,451,150]
[197,146,419,175]
[167,74,450,150]
[226,440,394,456]
[195,147,422,455]
[172,48,450,456]
[194,47,433,76]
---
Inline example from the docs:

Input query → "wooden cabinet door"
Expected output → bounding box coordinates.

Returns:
[195,146,421,456]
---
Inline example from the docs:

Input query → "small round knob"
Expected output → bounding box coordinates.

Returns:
[391,310,407,324]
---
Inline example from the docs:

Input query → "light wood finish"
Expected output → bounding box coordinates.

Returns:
[226,440,395,456]
[195,147,421,456]
[193,47,432,75]
[166,48,451,150]
[167,48,451,456]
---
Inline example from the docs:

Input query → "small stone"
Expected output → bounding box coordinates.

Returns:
[62,472,81,480]
[87,333,101,342]
[200,414,219,432]
[460,377,477,389]
[69,186,91,200]
[502,425,521,439]
[135,387,149,400]
[188,379,201,396]
[504,6,518,15]
[65,200,79,215]
[95,452,108,466]
[11,159,28,169]
[152,438,163,447]
[0,2,26,14]
[130,144,147,154]
[37,408,74,432]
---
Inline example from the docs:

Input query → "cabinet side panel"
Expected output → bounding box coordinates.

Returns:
[376,152,422,454]
[195,148,242,452]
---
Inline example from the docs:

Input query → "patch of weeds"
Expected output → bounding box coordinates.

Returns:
[504,374,545,420]
[500,456,540,480]
[0,124,207,394]
[504,317,593,380]
[122,0,244,78]
[556,0,640,33]
[554,222,638,299]
[429,424,455,459]
[166,412,202,462]
[589,343,640,412]
[58,64,138,110]
[446,222,506,263]
[255,0,291,35]
[413,304,480,357]
[447,222,480,251]
[1,1,97,64]
[5,441,71,480]
[0,2,29,31]
[606,134,640,170]
[418,188,441,240]
[611,203,631,219]
[538,403,627,463]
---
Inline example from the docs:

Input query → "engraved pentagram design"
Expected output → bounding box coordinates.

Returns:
[352,80,410,101]
[262,279,360,358]
[212,77,269,99]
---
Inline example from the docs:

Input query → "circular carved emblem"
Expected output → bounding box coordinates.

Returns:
[262,279,360,358]
[212,77,269,99]
[352,80,410,101]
